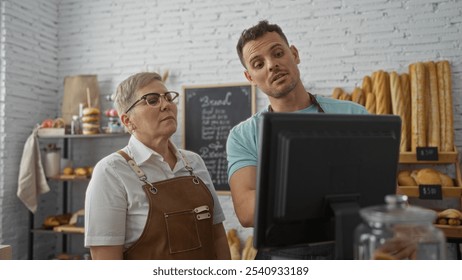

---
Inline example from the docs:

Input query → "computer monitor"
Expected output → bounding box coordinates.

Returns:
[254,113,401,259]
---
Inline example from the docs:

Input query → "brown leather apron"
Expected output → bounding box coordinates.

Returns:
[117,150,217,260]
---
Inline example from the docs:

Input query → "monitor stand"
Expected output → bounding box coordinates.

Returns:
[327,195,362,260]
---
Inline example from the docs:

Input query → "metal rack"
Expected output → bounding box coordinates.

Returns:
[28,133,128,259]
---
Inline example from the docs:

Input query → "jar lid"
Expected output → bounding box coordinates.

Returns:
[359,195,437,224]
[44,143,61,152]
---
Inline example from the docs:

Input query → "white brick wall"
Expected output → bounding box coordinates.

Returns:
[0,0,60,259]
[1,0,461,259]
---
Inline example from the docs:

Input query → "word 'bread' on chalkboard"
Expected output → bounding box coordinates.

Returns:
[183,83,255,192]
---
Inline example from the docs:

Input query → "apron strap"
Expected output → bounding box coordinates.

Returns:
[178,150,201,185]
[117,150,157,192]
[116,149,201,190]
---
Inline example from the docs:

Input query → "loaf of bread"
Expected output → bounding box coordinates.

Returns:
[442,60,454,152]
[436,208,462,226]
[227,229,241,260]
[400,73,412,152]
[409,63,427,151]
[43,213,72,228]
[397,170,417,186]
[401,168,454,187]
[374,71,391,115]
[436,60,454,152]
[339,91,351,101]
[390,71,409,152]
[362,75,373,96]
[412,168,441,185]
[365,92,376,114]
[439,172,454,187]
[425,61,441,150]
[332,87,343,99]
[438,209,462,219]
[351,87,365,105]
[241,236,257,260]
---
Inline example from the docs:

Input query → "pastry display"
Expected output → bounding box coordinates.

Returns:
[81,107,101,135]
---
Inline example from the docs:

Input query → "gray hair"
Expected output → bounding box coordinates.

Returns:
[114,72,163,114]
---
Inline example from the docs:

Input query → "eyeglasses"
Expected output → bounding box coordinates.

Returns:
[125,91,179,113]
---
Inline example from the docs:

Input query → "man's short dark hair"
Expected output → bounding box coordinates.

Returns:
[236,20,290,68]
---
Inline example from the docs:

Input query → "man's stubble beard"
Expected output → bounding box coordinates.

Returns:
[266,79,298,99]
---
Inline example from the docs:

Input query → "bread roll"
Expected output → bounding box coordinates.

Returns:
[438,209,462,219]
[439,172,454,187]
[365,92,376,114]
[397,170,417,186]
[414,168,441,185]
[43,216,60,228]
[437,218,448,225]
[436,60,454,152]
[448,218,461,226]
[425,62,441,150]
[351,87,365,105]
[390,72,408,152]
[400,73,412,152]
[409,63,427,151]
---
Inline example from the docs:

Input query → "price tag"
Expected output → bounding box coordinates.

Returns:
[416,147,438,161]
[418,185,442,200]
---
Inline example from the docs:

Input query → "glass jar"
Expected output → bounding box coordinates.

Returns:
[71,115,81,134]
[43,143,61,178]
[354,195,446,260]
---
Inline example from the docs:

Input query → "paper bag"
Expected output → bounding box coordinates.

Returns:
[61,75,101,125]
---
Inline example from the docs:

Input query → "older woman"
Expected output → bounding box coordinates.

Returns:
[84,72,230,260]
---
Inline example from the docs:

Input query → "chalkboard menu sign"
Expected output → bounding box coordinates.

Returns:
[183,83,256,192]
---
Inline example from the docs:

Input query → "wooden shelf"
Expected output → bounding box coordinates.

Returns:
[38,132,129,139]
[397,186,462,198]
[31,228,83,235]
[48,175,90,181]
[435,225,462,239]
[399,147,458,164]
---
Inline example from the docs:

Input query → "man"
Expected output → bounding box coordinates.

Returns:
[226,20,367,259]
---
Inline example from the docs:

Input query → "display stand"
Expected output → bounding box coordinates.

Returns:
[28,133,128,259]
[396,147,462,259]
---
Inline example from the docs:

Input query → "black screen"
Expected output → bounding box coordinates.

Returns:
[254,113,401,259]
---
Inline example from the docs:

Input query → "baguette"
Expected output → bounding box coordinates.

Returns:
[361,75,372,100]
[331,87,343,99]
[390,71,408,152]
[400,73,412,152]
[227,229,241,260]
[409,63,427,151]
[436,62,447,151]
[241,236,257,260]
[374,71,391,114]
[436,60,454,152]
[365,92,376,114]
[351,87,365,105]
[340,92,351,101]
[425,61,440,150]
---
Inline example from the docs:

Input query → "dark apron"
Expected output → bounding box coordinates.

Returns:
[268,92,325,113]
[117,150,217,260]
